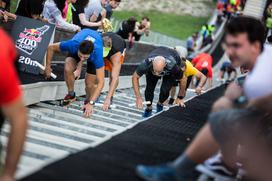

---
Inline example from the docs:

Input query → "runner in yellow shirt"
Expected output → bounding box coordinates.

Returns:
[169,47,207,106]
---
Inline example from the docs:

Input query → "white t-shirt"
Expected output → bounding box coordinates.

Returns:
[244,44,272,100]
[85,0,103,21]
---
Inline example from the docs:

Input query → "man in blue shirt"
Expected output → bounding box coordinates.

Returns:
[44,29,105,118]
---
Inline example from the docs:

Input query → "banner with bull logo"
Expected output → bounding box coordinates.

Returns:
[11,16,55,75]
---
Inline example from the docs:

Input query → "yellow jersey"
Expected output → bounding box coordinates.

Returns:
[184,60,198,77]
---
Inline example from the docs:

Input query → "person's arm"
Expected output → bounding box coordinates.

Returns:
[89,14,98,22]
[144,22,151,36]
[53,9,80,32]
[84,67,105,118]
[79,13,101,28]
[195,71,207,95]
[92,67,105,102]
[44,43,61,79]
[103,53,122,111]
[212,82,243,112]
[132,72,143,109]
[218,70,224,81]
[135,23,144,35]
[208,78,213,88]
[1,11,16,22]
[231,70,237,80]
[0,41,27,180]
[136,28,145,35]
[128,33,134,48]
[101,8,106,19]
[175,76,187,107]
[1,98,27,181]
[247,94,272,113]
[74,60,84,80]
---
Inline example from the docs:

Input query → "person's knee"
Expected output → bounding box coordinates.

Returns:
[145,89,153,98]
[212,97,233,112]
[170,86,176,94]
[64,60,76,74]
[85,74,96,88]
[145,83,156,93]
[160,89,170,98]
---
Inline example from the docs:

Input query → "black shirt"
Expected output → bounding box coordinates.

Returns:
[72,4,100,31]
[105,4,113,19]
[116,21,135,39]
[16,0,45,18]
[136,47,183,79]
[104,32,126,59]
[71,4,85,29]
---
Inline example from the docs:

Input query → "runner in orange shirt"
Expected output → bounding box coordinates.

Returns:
[102,32,126,111]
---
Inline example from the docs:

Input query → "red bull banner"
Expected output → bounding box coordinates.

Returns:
[11,16,55,75]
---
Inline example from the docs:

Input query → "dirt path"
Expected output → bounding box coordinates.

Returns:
[117,0,214,17]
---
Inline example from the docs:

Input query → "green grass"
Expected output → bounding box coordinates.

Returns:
[10,0,18,13]
[113,10,209,40]
[10,0,209,40]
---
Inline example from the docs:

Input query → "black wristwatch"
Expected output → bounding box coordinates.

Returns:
[177,95,184,99]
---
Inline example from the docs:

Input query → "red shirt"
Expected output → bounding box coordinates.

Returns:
[217,2,224,11]
[0,29,21,105]
[192,53,213,78]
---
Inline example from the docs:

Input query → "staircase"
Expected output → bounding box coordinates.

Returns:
[2,83,198,179]
[243,0,267,19]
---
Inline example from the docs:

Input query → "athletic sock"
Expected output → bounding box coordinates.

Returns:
[68,91,75,97]
[169,98,175,105]
[171,154,197,178]
[146,106,152,110]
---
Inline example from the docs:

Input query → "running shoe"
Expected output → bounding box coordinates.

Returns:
[156,104,163,113]
[143,108,152,118]
[136,164,178,181]
[63,93,76,106]
[196,153,237,181]
[168,98,175,105]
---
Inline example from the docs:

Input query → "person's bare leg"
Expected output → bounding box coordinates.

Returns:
[64,57,77,93]
[85,73,97,101]
[186,124,219,162]
[212,97,233,112]
[106,75,119,102]
[170,86,176,98]
[172,124,220,170]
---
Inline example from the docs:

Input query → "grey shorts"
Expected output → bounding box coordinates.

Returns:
[208,108,263,150]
